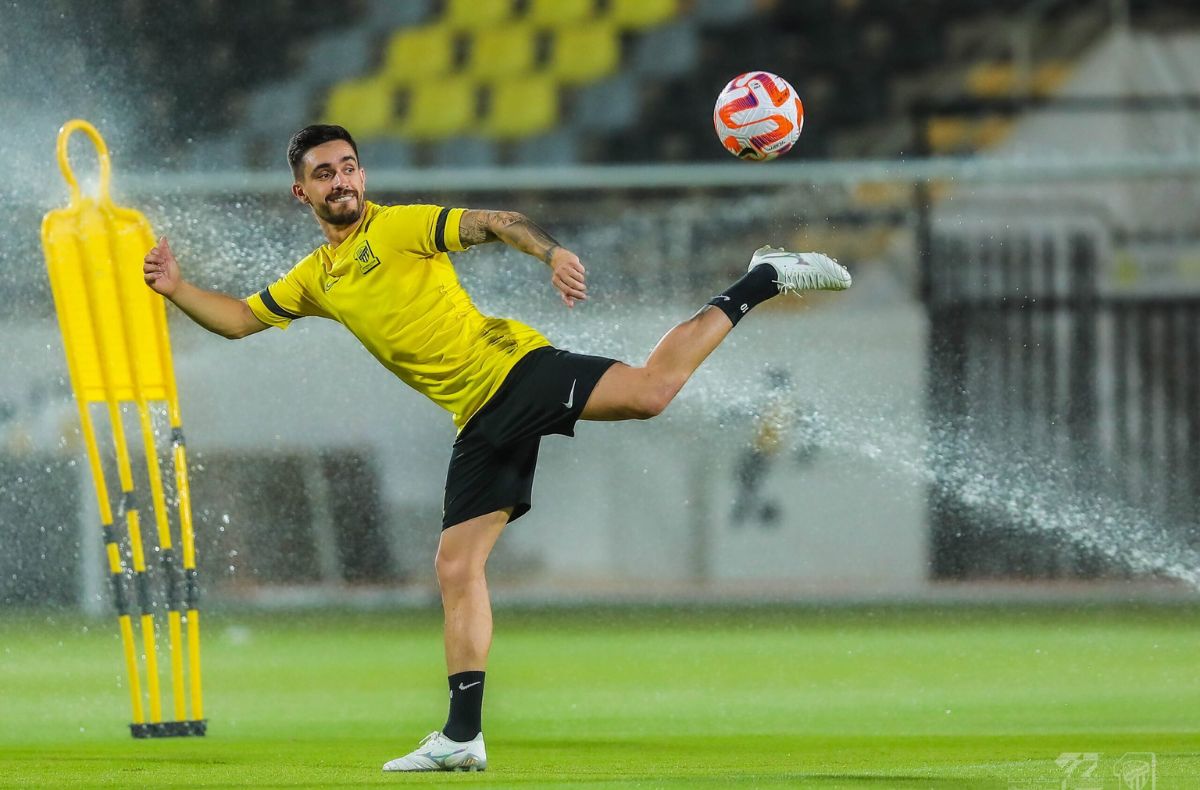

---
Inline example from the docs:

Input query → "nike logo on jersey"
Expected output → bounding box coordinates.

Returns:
[458,681,482,691]
[712,295,730,302]
[563,379,577,409]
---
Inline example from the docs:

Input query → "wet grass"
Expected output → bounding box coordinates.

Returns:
[1,604,1197,787]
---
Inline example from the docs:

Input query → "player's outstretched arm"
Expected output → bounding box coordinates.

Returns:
[459,209,587,308]
[143,237,269,339]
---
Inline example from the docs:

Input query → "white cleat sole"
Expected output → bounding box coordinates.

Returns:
[750,245,852,292]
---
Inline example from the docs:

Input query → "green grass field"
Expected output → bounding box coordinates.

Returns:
[1,604,1197,788]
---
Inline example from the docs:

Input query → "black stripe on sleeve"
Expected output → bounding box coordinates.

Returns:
[259,287,302,320]
[433,207,451,253]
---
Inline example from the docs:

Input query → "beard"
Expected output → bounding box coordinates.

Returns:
[313,191,363,226]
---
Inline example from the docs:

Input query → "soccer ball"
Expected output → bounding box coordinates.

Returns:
[713,71,804,161]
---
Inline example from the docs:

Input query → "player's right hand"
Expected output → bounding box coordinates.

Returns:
[548,246,587,308]
[143,236,181,297]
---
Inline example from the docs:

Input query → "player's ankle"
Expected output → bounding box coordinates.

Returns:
[706,264,778,326]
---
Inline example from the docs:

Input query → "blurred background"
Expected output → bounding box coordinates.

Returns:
[3,0,1200,613]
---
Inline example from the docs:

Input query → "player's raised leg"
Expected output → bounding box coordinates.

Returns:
[582,246,851,421]
[383,508,509,773]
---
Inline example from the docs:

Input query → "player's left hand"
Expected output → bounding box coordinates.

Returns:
[549,247,587,308]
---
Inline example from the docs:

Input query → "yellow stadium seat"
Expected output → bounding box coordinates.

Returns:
[1033,61,1071,97]
[323,78,395,138]
[444,0,514,30]
[466,26,536,82]
[852,182,908,209]
[608,0,676,30]
[548,25,620,85]
[528,0,594,28]
[925,117,970,154]
[384,25,455,85]
[966,62,1017,97]
[397,77,478,140]
[482,75,559,140]
[973,116,1014,149]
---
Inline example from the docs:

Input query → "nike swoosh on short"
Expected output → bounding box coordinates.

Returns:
[563,379,577,409]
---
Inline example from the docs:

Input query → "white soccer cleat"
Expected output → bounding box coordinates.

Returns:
[382,730,487,772]
[750,245,852,293]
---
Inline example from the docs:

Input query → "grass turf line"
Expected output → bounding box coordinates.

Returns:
[0,605,1197,787]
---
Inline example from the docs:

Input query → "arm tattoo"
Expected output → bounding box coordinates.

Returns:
[493,212,562,265]
[458,209,498,247]
[468,209,563,265]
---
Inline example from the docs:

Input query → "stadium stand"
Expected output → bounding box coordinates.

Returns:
[29,0,1200,169]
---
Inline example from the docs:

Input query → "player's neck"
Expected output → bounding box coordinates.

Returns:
[316,211,367,248]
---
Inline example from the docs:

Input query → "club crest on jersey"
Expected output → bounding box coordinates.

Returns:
[355,240,381,274]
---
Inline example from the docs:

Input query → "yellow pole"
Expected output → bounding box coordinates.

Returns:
[124,211,204,726]
[101,209,187,725]
[150,246,205,724]
[56,122,163,725]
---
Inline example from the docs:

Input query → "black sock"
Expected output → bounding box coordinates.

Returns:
[706,264,778,326]
[443,670,485,742]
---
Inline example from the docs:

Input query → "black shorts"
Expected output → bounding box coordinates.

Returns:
[442,346,619,530]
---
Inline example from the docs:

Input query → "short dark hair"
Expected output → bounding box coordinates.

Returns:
[287,124,359,178]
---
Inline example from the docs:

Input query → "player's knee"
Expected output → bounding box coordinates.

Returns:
[434,549,481,590]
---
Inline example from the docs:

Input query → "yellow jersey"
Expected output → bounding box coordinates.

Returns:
[246,201,550,429]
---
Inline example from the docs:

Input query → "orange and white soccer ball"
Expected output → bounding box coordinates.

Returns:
[713,71,804,161]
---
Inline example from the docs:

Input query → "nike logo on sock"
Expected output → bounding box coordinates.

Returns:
[458,681,482,691]
[563,379,577,409]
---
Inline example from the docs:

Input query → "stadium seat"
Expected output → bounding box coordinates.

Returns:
[548,25,620,85]
[1032,61,1071,96]
[527,0,594,29]
[323,78,395,138]
[966,62,1017,97]
[608,0,677,30]
[431,137,500,168]
[443,0,514,31]
[925,117,970,153]
[571,74,639,133]
[482,75,559,140]
[693,0,756,26]
[300,28,374,85]
[363,0,433,30]
[357,138,416,168]
[396,76,478,140]
[512,129,579,165]
[631,21,698,78]
[466,26,537,82]
[384,25,455,85]
[973,116,1013,149]
[244,80,311,136]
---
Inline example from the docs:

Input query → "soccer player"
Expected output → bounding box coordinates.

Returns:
[142,125,851,772]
